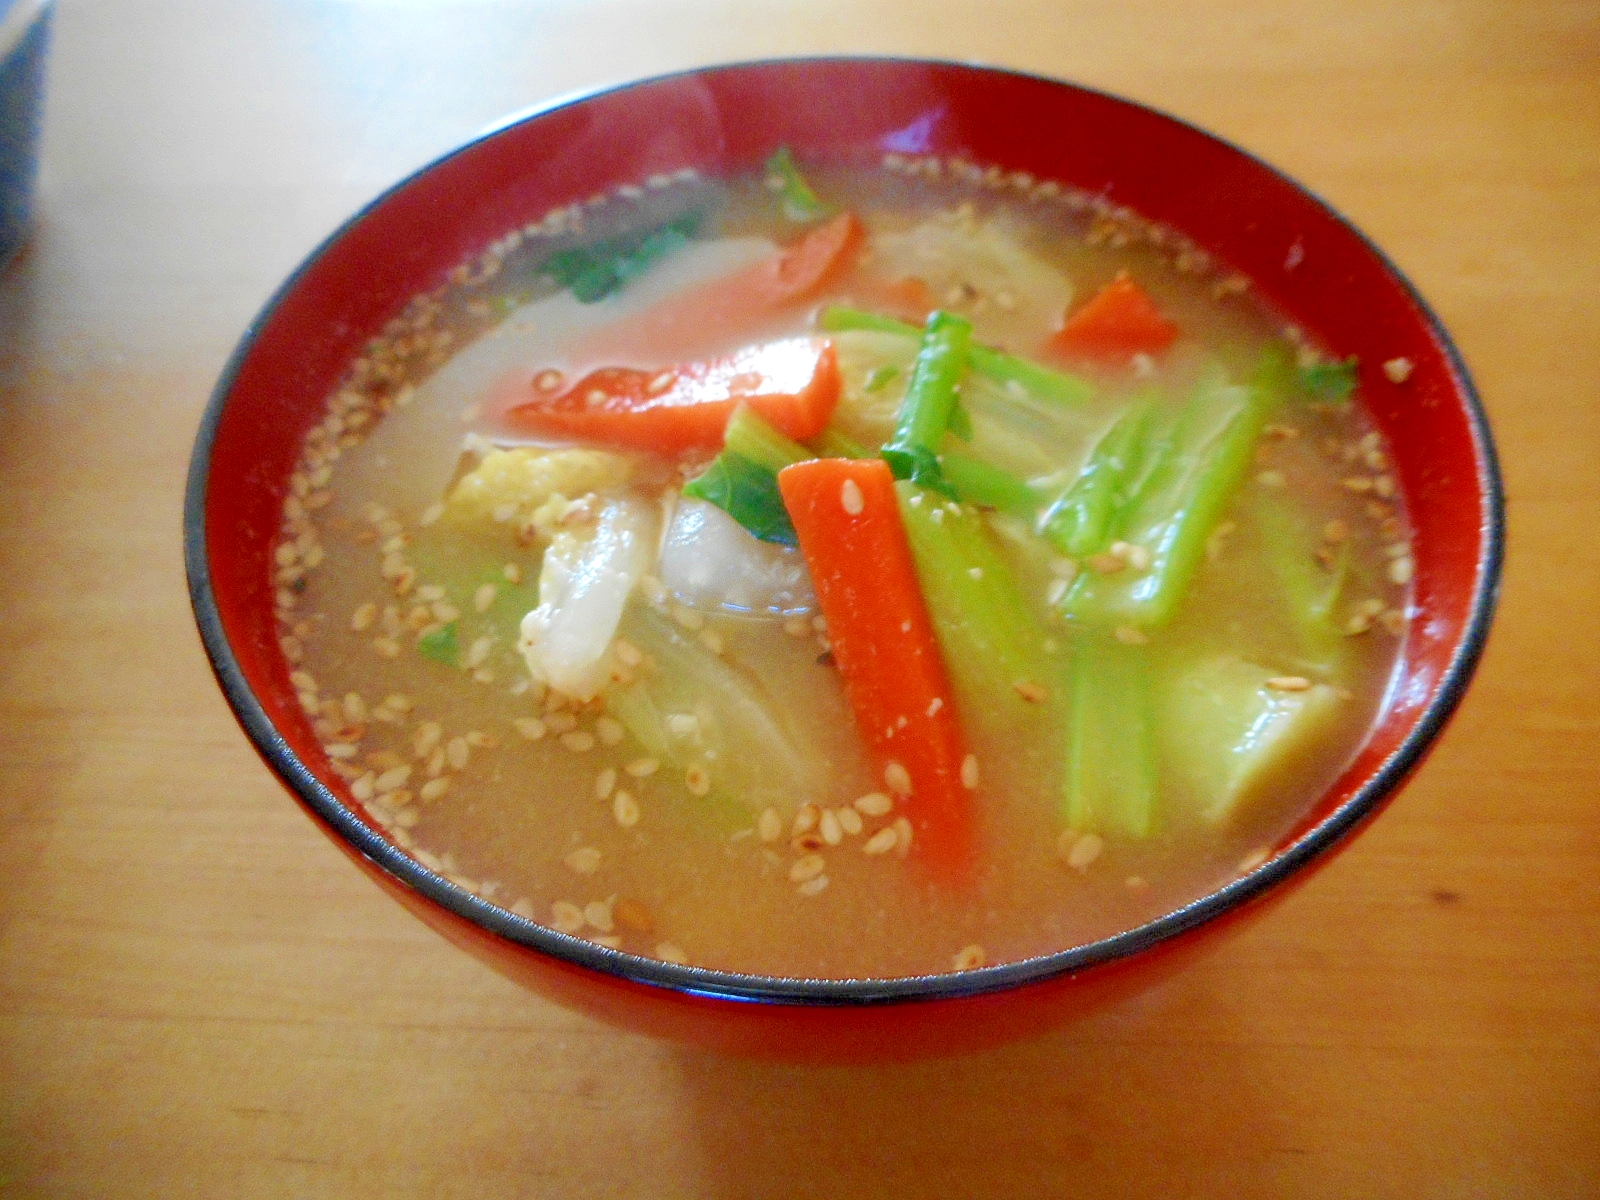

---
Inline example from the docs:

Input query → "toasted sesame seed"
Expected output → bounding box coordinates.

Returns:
[892,815,913,856]
[1012,680,1048,703]
[467,636,493,668]
[372,637,401,659]
[1087,552,1125,575]
[614,897,654,933]
[797,875,830,897]
[474,583,497,613]
[416,584,446,602]
[374,764,413,793]
[952,944,986,971]
[1379,608,1407,636]
[792,804,820,836]
[671,604,705,631]
[564,846,602,875]
[560,730,596,753]
[613,638,643,667]
[419,777,450,802]
[419,501,445,526]
[350,772,376,802]
[612,790,640,827]
[1388,556,1415,585]
[513,717,546,741]
[789,854,827,883]
[835,806,863,836]
[960,754,980,790]
[544,711,578,734]
[783,616,811,638]
[685,763,711,796]
[655,942,689,965]
[1257,469,1286,488]
[757,807,783,842]
[325,742,358,760]
[863,827,899,855]
[595,716,625,745]
[1067,832,1104,871]
[884,761,913,795]
[584,900,615,933]
[1266,675,1313,691]
[503,562,523,585]
[819,808,843,846]
[552,900,586,933]
[350,603,377,632]
[625,757,659,778]
[840,478,865,515]
[595,767,617,800]
[446,736,470,770]
[1383,357,1414,383]
[1114,625,1150,646]
[854,792,893,817]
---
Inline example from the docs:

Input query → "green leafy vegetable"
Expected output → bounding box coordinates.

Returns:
[418,622,459,666]
[1041,397,1156,559]
[682,405,811,546]
[763,147,833,223]
[543,211,702,303]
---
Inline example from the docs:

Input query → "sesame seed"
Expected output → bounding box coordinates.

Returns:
[952,944,986,971]
[564,846,602,875]
[467,636,492,668]
[792,804,820,836]
[789,855,827,883]
[614,898,654,934]
[614,638,643,667]
[1012,680,1048,703]
[685,764,711,797]
[613,790,640,827]
[892,816,913,856]
[671,604,705,631]
[325,742,358,760]
[1067,832,1104,872]
[863,827,899,855]
[1087,552,1125,575]
[819,808,843,845]
[446,736,470,770]
[1257,469,1286,488]
[1383,357,1414,383]
[960,754,980,789]
[797,875,830,897]
[594,767,617,800]
[1238,847,1271,873]
[1266,675,1313,691]
[559,729,596,754]
[854,792,893,817]
[350,603,377,632]
[757,807,783,842]
[1388,556,1415,585]
[625,757,659,778]
[835,806,863,836]
[1113,625,1150,646]
[419,777,450,802]
[513,717,546,741]
[595,716,625,745]
[544,711,578,734]
[884,761,913,795]
[350,772,375,802]
[584,900,615,933]
[374,764,413,793]
[419,501,445,526]
[551,901,585,934]
[840,478,865,515]
[474,583,497,613]
[655,942,689,965]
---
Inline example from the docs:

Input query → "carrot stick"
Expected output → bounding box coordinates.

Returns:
[776,457,975,882]
[503,337,841,454]
[1046,272,1179,363]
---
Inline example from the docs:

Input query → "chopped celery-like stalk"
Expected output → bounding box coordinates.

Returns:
[806,427,872,459]
[1252,492,1350,675]
[939,452,1038,517]
[894,481,1052,724]
[763,146,833,223]
[1040,397,1156,558]
[819,305,1093,407]
[880,311,973,496]
[1064,633,1156,837]
[1159,655,1344,824]
[606,605,824,819]
[683,406,810,547]
[1063,350,1285,627]
[543,210,702,303]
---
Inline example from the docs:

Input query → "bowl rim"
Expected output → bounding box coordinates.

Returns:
[185,53,1506,1007]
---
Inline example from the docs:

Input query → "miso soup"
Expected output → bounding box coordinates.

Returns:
[272,152,1412,978]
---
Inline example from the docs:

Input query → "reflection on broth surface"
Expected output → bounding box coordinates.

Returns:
[273,153,1411,978]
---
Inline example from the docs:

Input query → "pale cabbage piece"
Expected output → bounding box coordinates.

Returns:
[1160,655,1345,824]
[444,446,634,533]
[658,498,815,615]
[868,208,1074,344]
[517,495,658,702]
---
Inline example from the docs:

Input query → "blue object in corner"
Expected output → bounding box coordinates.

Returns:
[0,0,51,269]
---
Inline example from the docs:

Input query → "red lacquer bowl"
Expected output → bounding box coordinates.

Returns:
[185,58,1503,1061]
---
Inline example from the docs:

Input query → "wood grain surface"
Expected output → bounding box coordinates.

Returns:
[2,1,1596,1196]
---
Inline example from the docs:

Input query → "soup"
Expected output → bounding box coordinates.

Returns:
[272,152,1412,978]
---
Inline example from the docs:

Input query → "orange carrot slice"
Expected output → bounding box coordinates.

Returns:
[1047,272,1179,363]
[777,457,975,882]
[505,337,841,454]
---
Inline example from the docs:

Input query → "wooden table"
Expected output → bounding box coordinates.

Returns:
[2,1,1596,1195]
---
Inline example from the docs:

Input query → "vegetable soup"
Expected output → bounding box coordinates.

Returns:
[273,152,1412,978]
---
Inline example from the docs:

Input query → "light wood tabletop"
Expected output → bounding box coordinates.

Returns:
[2,1,1596,1195]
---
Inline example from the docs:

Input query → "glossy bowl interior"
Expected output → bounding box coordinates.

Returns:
[186,57,1502,1059]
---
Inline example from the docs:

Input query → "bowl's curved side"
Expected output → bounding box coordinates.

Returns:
[185,56,1503,1021]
